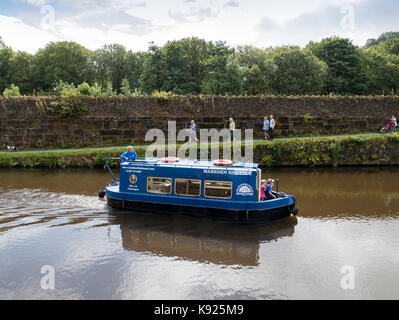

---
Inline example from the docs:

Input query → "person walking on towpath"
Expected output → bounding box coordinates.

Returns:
[391,115,397,133]
[268,115,276,141]
[229,118,236,142]
[263,116,270,140]
[189,120,199,144]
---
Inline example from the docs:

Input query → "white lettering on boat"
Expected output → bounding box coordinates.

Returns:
[203,169,252,176]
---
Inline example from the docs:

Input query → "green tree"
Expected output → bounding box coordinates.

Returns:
[365,32,399,48]
[308,37,368,95]
[31,41,92,92]
[378,39,399,56]
[92,44,127,93]
[177,37,210,94]
[139,43,166,94]
[125,51,147,91]
[161,39,195,94]
[8,51,34,94]
[236,45,273,94]
[267,46,327,95]
[363,42,399,95]
[0,37,14,94]
[201,41,243,95]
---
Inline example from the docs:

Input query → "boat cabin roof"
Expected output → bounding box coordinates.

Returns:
[120,158,259,171]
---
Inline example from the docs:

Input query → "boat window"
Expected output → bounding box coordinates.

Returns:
[204,181,233,199]
[147,177,172,194]
[175,179,201,197]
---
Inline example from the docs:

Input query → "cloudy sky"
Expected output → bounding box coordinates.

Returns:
[0,0,398,53]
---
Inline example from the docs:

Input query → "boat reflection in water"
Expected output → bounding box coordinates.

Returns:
[109,209,298,267]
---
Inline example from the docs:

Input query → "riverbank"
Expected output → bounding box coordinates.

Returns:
[0,134,398,168]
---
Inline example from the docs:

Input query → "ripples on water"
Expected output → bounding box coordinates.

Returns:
[0,168,398,299]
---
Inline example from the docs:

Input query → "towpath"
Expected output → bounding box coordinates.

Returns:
[0,132,379,155]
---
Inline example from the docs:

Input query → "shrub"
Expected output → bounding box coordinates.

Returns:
[54,81,76,96]
[131,88,143,97]
[120,78,131,96]
[88,82,102,97]
[77,82,91,95]
[329,141,341,167]
[49,89,88,118]
[3,84,21,97]
[152,90,175,104]
[103,82,116,96]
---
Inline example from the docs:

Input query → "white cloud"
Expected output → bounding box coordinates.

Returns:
[20,0,50,6]
[168,6,219,23]
[255,0,399,48]
[0,14,56,53]
[2,0,398,53]
[224,0,239,8]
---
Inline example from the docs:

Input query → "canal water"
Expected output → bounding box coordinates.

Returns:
[0,167,398,300]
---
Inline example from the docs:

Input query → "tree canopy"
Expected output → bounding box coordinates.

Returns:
[0,33,398,96]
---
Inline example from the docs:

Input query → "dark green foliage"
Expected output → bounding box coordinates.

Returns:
[365,32,399,48]
[0,32,399,97]
[363,39,399,95]
[0,37,13,94]
[8,51,34,94]
[267,46,327,95]
[31,41,93,93]
[201,41,243,95]
[307,37,368,95]
[139,43,166,94]
[92,44,128,93]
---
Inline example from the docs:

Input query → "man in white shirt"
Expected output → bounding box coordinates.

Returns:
[392,115,397,133]
[268,115,276,141]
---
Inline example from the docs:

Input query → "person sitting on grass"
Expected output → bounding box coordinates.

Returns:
[120,145,138,161]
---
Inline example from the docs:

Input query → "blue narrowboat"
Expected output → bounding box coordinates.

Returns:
[101,157,299,224]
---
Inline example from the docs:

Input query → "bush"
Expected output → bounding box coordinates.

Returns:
[103,82,116,96]
[120,78,131,96]
[77,82,91,95]
[3,84,21,97]
[152,90,175,104]
[49,89,88,117]
[54,81,76,96]
[88,82,102,97]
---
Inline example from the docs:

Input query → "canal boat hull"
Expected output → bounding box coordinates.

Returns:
[106,194,296,224]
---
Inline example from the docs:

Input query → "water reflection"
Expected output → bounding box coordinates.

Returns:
[1,168,399,299]
[109,210,297,266]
